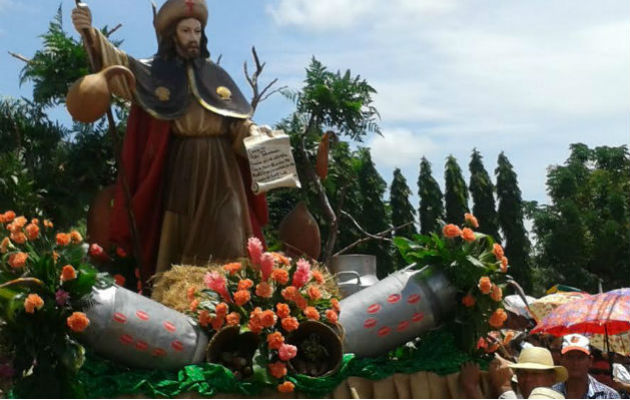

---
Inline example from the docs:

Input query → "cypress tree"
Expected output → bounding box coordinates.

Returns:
[418,157,444,235]
[356,148,393,278]
[444,155,469,225]
[495,152,532,291]
[468,149,501,242]
[390,168,417,269]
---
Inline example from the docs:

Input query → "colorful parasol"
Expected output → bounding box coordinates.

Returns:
[531,288,630,336]
[529,291,590,323]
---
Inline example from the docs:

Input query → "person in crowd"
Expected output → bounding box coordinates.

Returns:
[460,346,567,398]
[552,334,620,399]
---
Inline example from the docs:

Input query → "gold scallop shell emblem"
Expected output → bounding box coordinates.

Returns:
[154,86,171,101]
[216,86,232,101]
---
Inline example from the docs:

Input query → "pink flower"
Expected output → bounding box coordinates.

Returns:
[88,243,109,261]
[260,252,275,281]
[55,289,70,306]
[204,271,231,302]
[278,343,298,361]
[292,258,311,288]
[247,237,263,266]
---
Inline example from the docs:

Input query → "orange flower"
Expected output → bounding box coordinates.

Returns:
[294,295,308,311]
[70,230,83,244]
[281,316,299,332]
[13,216,27,229]
[52,251,59,264]
[267,331,285,350]
[113,274,126,286]
[281,286,298,301]
[186,285,197,302]
[198,310,211,327]
[442,224,462,238]
[10,231,26,245]
[56,233,71,246]
[234,290,251,306]
[306,285,322,300]
[61,265,77,282]
[493,243,504,260]
[276,303,291,319]
[490,284,503,302]
[211,315,225,331]
[462,293,476,307]
[271,252,291,266]
[215,302,229,317]
[3,211,16,223]
[0,237,10,254]
[248,307,264,334]
[30,218,39,225]
[237,279,254,291]
[226,312,241,326]
[43,219,53,229]
[485,342,500,354]
[461,227,475,242]
[312,270,325,284]
[67,312,90,332]
[500,256,509,273]
[325,309,338,324]
[503,330,515,345]
[464,213,479,228]
[277,381,295,393]
[489,308,508,328]
[478,276,492,295]
[261,309,277,328]
[189,299,200,312]
[8,252,28,269]
[268,361,287,379]
[255,282,273,298]
[223,262,242,276]
[331,298,340,313]
[25,223,40,240]
[304,306,320,321]
[271,268,289,285]
[24,293,44,313]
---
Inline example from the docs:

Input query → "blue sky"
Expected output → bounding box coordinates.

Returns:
[1,0,628,214]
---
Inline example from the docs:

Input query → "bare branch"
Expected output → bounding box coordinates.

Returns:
[340,210,390,242]
[104,23,123,38]
[244,46,281,112]
[8,51,31,64]
[216,54,222,65]
[259,86,287,103]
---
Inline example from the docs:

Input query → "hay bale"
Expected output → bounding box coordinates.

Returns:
[151,264,218,312]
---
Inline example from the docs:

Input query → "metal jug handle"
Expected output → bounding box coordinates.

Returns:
[401,262,418,271]
[333,271,361,285]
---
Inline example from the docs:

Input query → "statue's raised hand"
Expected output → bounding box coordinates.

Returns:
[72,4,92,34]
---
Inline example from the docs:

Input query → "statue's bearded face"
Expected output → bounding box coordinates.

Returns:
[175,17,202,59]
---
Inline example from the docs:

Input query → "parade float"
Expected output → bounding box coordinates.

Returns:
[0,209,514,398]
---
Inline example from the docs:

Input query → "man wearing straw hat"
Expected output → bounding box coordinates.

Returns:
[461,346,567,398]
[552,334,620,399]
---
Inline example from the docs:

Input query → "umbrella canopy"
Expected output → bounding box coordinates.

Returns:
[531,288,630,336]
[529,291,590,322]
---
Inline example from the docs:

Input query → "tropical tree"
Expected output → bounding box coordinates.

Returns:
[390,168,417,268]
[469,149,501,242]
[418,157,444,235]
[444,155,469,225]
[496,152,532,292]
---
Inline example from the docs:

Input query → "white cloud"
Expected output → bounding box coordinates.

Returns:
[369,128,438,169]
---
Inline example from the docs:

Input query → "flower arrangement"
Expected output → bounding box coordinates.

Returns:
[187,237,341,394]
[394,213,509,355]
[0,210,112,397]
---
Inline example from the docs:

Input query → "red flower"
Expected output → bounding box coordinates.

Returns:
[247,237,263,265]
[268,361,287,379]
[113,274,126,286]
[292,258,311,288]
[226,312,240,326]
[67,312,90,332]
[325,309,338,324]
[277,381,295,393]
[234,290,251,306]
[61,265,77,282]
[260,252,275,281]
[276,303,291,319]
[462,293,476,307]
[278,343,297,361]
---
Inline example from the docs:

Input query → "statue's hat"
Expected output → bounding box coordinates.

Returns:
[154,0,208,36]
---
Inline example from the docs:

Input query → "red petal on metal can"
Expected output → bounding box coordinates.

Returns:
[387,294,401,304]
[119,334,133,345]
[171,340,184,352]
[363,318,378,329]
[163,321,176,333]
[135,340,148,351]
[397,320,410,332]
[367,303,381,314]
[136,310,149,321]
[407,294,421,304]
[377,326,391,337]
[112,312,127,323]
[152,348,166,357]
[412,312,425,322]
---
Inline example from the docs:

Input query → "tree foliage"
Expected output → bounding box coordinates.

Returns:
[529,143,630,293]
[390,168,417,268]
[469,149,501,242]
[444,155,469,225]
[418,157,444,235]
[495,152,532,292]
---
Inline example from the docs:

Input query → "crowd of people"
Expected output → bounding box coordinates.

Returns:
[459,313,630,399]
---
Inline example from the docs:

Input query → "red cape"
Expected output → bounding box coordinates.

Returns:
[109,105,268,286]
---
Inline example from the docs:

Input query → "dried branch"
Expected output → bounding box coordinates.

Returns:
[104,23,122,38]
[8,51,31,64]
[333,211,415,257]
[244,46,281,112]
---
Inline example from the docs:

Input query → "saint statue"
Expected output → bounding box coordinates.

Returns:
[71,0,268,285]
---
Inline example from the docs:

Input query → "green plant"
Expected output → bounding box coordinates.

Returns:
[394,213,509,355]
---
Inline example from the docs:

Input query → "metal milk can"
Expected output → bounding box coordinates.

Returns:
[330,254,380,298]
[338,264,456,357]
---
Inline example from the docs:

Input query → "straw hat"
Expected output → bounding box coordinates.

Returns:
[154,0,208,36]
[528,387,565,399]
[509,347,568,383]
